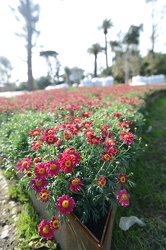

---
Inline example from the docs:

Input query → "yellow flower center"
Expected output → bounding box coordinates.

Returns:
[42,193,48,200]
[48,138,54,142]
[62,200,69,208]
[120,177,126,183]
[104,154,110,160]
[39,168,45,174]
[22,161,28,167]
[52,220,60,229]
[36,180,42,186]
[72,180,79,186]
[50,164,57,170]
[34,131,39,135]
[124,134,129,139]
[65,160,71,168]
[121,194,128,200]
[48,130,53,134]
[43,225,49,234]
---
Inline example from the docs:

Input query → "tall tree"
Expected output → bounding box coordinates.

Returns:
[40,50,59,84]
[0,56,13,86]
[145,0,166,74]
[87,43,103,77]
[123,24,143,84]
[10,0,40,91]
[99,19,113,69]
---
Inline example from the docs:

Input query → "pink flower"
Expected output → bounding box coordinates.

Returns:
[34,163,48,179]
[30,178,48,193]
[120,131,134,145]
[56,194,75,214]
[32,141,42,150]
[16,157,32,172]
[29,128,42,136]
[118,173,128,185]
[39,189,50,202]
[116,189,130,206]
[97,176,107,187]
[69,178,84,192]
[44,134,58,145]
[38,220,54,240]
[100,151,113,161]
[45,160,60,177]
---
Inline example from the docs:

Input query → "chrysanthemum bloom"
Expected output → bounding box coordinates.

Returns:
[43,128,56,135]
[118,121,130,129]
[64,131,72,140]
[30,178,48,193]
[113,112,122,117]
[44,134,58,145]
[97,176,107,187]
[61,122,72,130]
[82,121,93,129]
[116,189,130,206]
[33,156,42,164]
[32,141,42,150]
[69,124,80,135]
[45,160,60,177]
[120,131,134,145]
[60,149,81,165]
[34,163,48,179]
[59,154,77,173]
[72,117,82,124]
[39,189,50,202]
[84,129,95,137]
[101,151,113,161]
[51,216,60,230]
[82,111,92,118]
[118,173,128,185]
[69,178,84,192]
[56,194,75,214]
[17,157,32,172]
[105,138,116,148]
[100,124,112,138]
[38,220,54,240]
[87,135,101,145]
[107,146,119,155]
[29,128,42,136]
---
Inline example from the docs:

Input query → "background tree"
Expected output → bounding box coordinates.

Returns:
[40,50,59,84]
[64,66,71,85]
[99,19,113,69]
[0,56,13,86]
[87,43,103,77]
[123,24,143,84]
[145,0,166,74]
[10,0,40,91]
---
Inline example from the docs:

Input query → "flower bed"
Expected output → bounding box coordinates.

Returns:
[0,84,166,248]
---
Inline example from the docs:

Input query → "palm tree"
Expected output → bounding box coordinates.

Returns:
[99,19,113,69]
[123,24,143,84]
[87,43,103,77]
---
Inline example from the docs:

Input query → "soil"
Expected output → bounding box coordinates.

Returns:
[0,171,22,250]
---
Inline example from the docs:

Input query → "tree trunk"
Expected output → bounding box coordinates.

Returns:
[94,54,97,77]
[27,0,34,91]
[105,34,108,69]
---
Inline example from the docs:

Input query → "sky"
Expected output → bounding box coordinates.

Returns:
[0,0,166,82]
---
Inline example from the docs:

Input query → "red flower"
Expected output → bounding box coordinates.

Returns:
[69,178,84,192]
[33,156,42,164]
[38,220,54,240]
[34,163,48,179]
[113,112,122,117]
[45,160,60,177]
[101,152,113,161]
[32,141,42,150]
[44,134,58,145]
[82,121,93,129]
[84,129,95,137]
[31,178,48,193]
[39,189,50,202]
[87,135,101,145]
[107,146,119,155]
[118,173,128,185]
[97,176,107,187]
[82,111,92,118]
[120,131,134,145]
[17,157,32,172]
[29,128,42,136]
[51,216,60,230]
[105,138,116,148]
[59,154,77,173]
[64,131,72,140]
[56,194,75,214]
